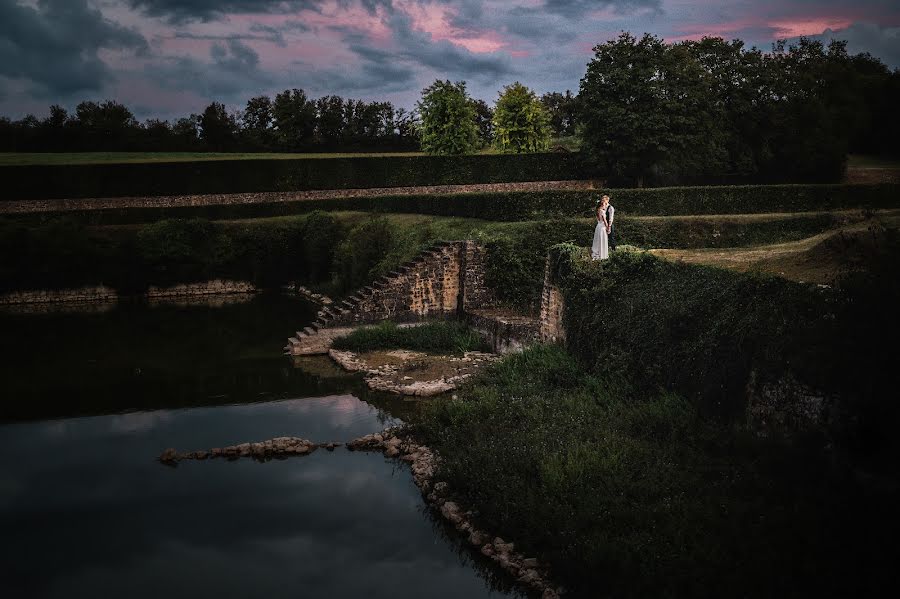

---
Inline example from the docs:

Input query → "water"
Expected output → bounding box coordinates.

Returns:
[0,294,520,598]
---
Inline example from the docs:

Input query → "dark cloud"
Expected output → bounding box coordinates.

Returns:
[146,38,272,100]
[541,0,662,19]
[0,0,147,97]
[793,22,900,69]
[126,0,323,24]
[387,12,515,81]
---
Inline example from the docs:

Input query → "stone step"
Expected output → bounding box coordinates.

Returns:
[288,337,301,346]
[341,300,355,309]
[312,320,326,330]
[303,327,317,336]
[296,330,307,339]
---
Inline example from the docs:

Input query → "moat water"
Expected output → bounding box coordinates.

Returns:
[0,294,521,598]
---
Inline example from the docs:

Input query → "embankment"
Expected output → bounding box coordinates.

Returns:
[414,247,898,598]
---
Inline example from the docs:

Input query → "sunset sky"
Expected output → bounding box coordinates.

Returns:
[2,0,899,120]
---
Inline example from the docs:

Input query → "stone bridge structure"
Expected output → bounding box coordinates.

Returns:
[286,241,567,356]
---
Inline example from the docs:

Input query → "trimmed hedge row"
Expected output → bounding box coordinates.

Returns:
[0,152,587,201]
[9,183,897,226]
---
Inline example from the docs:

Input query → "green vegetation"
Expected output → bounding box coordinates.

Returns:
[331,321,489,355]
[416,343,897,597]
[492,82,551,153]
[1,152,583,201]
[417,80,479,155]
[415,246,898,596]
[579,34,900,185]
[0,207,886,300]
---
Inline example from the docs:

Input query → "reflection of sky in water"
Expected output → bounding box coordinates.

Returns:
[0,397,519,599]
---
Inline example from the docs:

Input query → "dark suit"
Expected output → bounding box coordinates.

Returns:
[606,205,616,250]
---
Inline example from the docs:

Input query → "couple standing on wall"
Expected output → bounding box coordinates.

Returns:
[591,194,615,260]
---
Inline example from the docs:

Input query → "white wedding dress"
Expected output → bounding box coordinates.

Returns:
[591,219,609,260]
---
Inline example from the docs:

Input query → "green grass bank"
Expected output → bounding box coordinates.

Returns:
[414,249,898,597]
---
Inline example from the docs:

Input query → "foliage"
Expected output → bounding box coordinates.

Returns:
[492,82,551,154]
[470,99,494,147]
[332,217,398,292]
[540,90,579,137]
[579,33,726,186]
[0,152,585,201]
[417,80,479,155]
[415,343,899,597]
[199,102,238,152]
[331,321,489,354]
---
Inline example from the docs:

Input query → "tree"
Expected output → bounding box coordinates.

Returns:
[273,88,316,150]
[315,95,346,146]
[242,95,273,148]
[492,82,551,153]
[579,33,723,185]
[417,80,478,155]
[471,99,494,147]
[540,91,578,137]
[199,102,238,151]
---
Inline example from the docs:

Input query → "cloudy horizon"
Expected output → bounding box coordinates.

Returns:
[1,0,899,121]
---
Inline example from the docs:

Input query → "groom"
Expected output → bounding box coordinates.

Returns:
[602,195,616,251]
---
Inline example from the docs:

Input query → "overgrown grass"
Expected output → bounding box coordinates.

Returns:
[415,344,899,598]
[331,321,489,354]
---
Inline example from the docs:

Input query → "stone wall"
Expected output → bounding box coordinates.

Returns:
[0,280,257,307]
[287,241,499,355]
[539,258,566,344]
[0,285,118,305]
[1,180,594,215]
[318,241,493,328]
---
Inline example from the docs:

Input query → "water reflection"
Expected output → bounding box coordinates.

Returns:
[0,294,521,598]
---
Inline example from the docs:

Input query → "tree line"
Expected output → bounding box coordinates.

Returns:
[0,33,895,182]
[579,34,899,184]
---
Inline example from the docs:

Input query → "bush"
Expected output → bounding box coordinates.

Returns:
[331,321,489,354]
[137,218,235,285]
[0,152,586,201]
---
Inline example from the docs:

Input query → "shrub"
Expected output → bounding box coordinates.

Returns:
[136,218,235,285]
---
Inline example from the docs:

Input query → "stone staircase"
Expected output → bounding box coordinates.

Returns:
[285,240,494,356]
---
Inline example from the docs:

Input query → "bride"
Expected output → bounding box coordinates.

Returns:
[591,196,610,260]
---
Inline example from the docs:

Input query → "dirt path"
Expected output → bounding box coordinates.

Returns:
[650,210,899,283]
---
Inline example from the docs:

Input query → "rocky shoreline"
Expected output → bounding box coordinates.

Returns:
[158,429,563,597]
[158,437,341,463]
[328,348,500,397]
[347,429,563,598]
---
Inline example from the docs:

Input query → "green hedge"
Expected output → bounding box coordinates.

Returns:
[10,182,897,226]
[0,152,587,201]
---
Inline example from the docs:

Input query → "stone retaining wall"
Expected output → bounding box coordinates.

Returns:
[1,180,596,215]
[0,279,257,306]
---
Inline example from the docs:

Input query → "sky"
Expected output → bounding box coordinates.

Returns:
[1,0,899,121]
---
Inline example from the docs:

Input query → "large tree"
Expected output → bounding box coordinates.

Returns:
[273,88,316,150]
[471,98,494,147]
[540,90,578,137]
[579,33,724,185]
[492,82,551,153]
[417,80,478,155]
[199,102,238,151]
